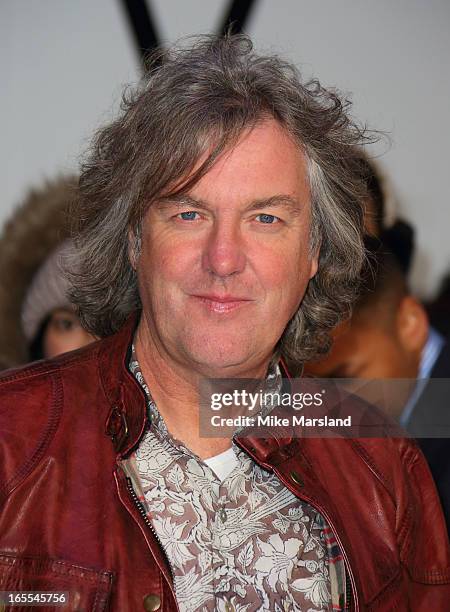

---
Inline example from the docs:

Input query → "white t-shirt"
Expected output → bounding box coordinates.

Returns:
[203,446,238,481]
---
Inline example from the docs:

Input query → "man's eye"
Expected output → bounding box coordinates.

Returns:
[178,211,200,221]
[256,213,280,224]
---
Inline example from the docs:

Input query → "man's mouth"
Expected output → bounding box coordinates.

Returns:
[191,294,254,314]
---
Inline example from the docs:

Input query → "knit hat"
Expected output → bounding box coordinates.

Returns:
[21,240,74,342]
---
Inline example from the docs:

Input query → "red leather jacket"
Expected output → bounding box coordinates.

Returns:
[1,316,449,611]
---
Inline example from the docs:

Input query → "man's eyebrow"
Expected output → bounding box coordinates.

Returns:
[156,194,210,210]
[245,195,303,214]
[157,194,304,214]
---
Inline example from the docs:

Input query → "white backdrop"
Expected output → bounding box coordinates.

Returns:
[2,0,449,296]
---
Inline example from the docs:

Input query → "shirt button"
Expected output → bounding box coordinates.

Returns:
[143,594,161,611]
[225,603,235,612]
[219,507,227,522]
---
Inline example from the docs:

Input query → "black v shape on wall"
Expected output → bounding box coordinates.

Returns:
[119,0,258,68]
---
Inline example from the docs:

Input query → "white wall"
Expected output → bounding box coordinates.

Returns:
[2,0,450,296]
[1,0,138,217]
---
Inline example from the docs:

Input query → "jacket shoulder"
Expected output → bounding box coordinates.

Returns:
[350,436,450,576]
[0,338,103,387]
[0,341,104,501]
[348,436,419,494]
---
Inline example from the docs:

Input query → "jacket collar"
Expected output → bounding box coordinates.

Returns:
[100,312,148,456]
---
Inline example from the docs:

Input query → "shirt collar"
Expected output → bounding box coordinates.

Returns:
[129,341,283,430]
[400,326,445,427]
[418,326,445,379]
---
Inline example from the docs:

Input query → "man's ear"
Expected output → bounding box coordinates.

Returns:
[396,295,429,356]
[309,257,318,280]
[309,246,320,280]
[128,227,141,271]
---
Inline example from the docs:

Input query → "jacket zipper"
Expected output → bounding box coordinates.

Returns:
[345,570,352,610]
[119,474,179,610]
[125,477,176,583]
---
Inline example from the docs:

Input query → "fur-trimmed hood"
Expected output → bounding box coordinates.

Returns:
[0,176,77,368]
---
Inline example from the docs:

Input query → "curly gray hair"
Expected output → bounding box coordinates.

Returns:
[70,34,374,368]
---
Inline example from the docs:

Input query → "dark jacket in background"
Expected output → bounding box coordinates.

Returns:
[409,341,450,534]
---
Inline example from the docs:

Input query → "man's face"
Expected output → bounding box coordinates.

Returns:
[305,319,418,380]
[135,119,318,376]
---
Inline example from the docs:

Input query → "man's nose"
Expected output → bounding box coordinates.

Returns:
[202,222,246,278]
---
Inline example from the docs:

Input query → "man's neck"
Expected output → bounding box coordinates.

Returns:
[134,318,270,459]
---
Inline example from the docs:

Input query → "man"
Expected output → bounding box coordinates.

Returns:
[306,238,450,532]
[0,35,449,611]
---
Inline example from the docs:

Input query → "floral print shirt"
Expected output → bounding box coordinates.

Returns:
[123,348,346,611]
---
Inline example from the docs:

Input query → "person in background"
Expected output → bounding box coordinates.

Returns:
[305,238,450,531]
[0,177,95,369]
[22,239,96,361]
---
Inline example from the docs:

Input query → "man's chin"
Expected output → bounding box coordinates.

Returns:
[182,343,263,378]
[191,356,253,378]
